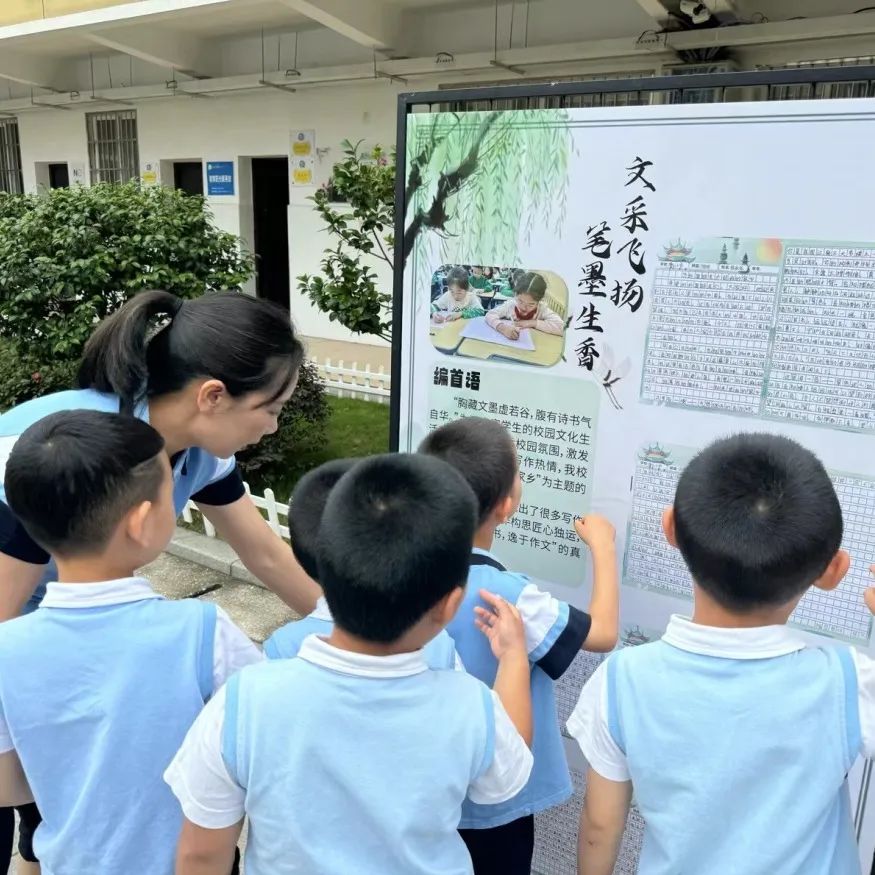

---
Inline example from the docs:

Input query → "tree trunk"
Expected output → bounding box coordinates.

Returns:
[401,113,501,268]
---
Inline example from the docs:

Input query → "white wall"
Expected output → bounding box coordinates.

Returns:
[10,0,873,346]
[16,80,403,345]
[18,110,90,193]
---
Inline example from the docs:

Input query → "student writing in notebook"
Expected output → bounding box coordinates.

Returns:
[485,272,564,340]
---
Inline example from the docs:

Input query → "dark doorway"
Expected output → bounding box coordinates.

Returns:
[251,157,290,310]
[48,163,69,189]
[173,161,204,196]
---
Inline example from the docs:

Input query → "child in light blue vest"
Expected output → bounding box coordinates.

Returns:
[419,416,619,875]
[569,432,875,875]
[263,458,460,670]
[166,453,535,875]
[0,410,261,875]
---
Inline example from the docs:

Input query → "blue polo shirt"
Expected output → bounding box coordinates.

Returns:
[449,548,592,828]
[0,389,245,609]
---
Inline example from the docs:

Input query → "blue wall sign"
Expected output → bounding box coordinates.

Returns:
[206,161,235,196]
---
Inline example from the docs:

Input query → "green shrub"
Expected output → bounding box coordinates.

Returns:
[0,183,328,468]
[0,181,252,362]
[0,339,78,411]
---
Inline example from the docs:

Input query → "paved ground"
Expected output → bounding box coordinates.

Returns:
[9,553,294,873]
[142,552,300,642]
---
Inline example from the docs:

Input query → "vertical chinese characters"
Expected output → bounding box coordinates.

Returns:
[575,157,655,404]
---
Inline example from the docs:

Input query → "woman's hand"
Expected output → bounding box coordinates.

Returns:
[198,496,321,614]
[496,322,520,341]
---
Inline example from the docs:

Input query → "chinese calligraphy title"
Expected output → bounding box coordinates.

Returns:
[575,157,656,407]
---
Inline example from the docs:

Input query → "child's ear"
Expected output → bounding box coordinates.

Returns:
[495,495,515,525]
[433,586,465,626]
[662,507,678,548]
[812,550,850,592]
[124,500,153,547]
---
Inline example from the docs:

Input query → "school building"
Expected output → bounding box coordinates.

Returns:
[0,0,872,363]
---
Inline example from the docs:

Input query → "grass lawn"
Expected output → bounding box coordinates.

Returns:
[255,395,390,502]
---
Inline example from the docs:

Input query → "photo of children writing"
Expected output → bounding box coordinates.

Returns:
[431,267,486,323]
[430,264,569,367]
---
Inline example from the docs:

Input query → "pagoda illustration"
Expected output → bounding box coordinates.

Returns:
[660,240,695,263]
[639,444,672,465]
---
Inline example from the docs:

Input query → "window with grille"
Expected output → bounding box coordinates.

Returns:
[432,61,875,114]
[0,119,24,195]
[439,71,655,112]
[86,110,140,185]
[760,58,875,101]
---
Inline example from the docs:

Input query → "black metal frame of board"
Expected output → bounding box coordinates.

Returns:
[390,63,875,846]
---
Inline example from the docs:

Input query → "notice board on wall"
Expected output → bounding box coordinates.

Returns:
[392,90,875,873]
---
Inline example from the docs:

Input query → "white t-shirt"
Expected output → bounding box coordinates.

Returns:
[432,290,482,313]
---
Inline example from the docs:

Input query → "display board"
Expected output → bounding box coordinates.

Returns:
[394,89,875,873]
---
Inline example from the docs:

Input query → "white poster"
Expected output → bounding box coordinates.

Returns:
[69,162,87,185]
[397,98,875,873]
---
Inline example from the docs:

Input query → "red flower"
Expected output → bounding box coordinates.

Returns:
[31,372,41,383]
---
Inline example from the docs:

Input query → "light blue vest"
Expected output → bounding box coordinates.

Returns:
[0,593,217,875]
[449,562,572,828]
[222,658,495,874]
[263,614,458,670]
[0,389,237,611]
[605,640,861,875]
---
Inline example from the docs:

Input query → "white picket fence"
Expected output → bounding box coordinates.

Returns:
[312,357,390,403]
[184,482,291,541]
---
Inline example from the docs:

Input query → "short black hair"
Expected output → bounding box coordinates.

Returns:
[4,410,167,557]
[418,417,517,525]
[318,453,477,643]
[673,433,843,611]
[288,458,358,582]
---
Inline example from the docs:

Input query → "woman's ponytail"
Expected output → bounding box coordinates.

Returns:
[77,290,183,413]
[79,289,304,412]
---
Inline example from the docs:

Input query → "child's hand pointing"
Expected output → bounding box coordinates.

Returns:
[865,565,875,615]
